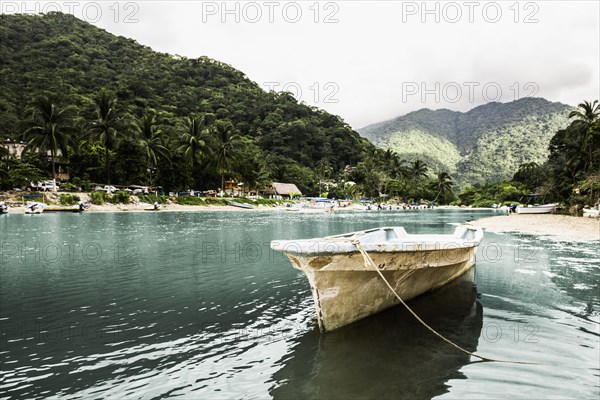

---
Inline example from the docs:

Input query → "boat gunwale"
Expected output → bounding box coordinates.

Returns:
[271,226,483,255]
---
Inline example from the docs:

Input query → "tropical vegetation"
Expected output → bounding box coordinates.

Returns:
[0,12,456,203]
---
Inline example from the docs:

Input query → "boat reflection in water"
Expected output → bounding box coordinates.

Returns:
[269,269,483,400]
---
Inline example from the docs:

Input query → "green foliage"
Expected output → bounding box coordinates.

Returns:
[59,182,77,192]
[70,177,94,191]
[545,100,600,205]
[458,181,526,206]
[0,13,374,195]
[138,194,168,204]
[0,156,48,190]
[176,196,206,205]
[89,191,107,205]
[111,190,130,204]
[360,98,572,186]
[379,131,461,174]
[203,197,228,206]
[59,193,80,205]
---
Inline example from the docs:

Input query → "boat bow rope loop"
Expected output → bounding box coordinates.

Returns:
[323,232,545,366]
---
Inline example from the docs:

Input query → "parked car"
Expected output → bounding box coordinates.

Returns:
[93,185,117,193]
[129,185,149,194]
[33,181,59,191]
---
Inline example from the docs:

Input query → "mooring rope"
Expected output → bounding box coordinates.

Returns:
[326,232,544,365]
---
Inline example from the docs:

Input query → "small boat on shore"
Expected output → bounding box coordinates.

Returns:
[271,225,483,332]
[24,202,45,214]
[516,194,558,214]
[583,207,600,218]
[44,207,83,213]
[227,201,254,209]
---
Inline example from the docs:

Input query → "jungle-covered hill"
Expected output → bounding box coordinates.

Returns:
[0,12,373,193]
[358,98,573,185]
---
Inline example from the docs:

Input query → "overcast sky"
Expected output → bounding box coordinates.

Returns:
[8,1,600,128]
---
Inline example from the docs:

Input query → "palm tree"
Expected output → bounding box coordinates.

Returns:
[568,100,599,171]
[410,159,429,181]
[24,96,72,188]
[135,110,170,184]
[89,90,122,185]
[432,172,454,202]
[210,120,242,191]
[178,115,209,168]
[391,157,410,181]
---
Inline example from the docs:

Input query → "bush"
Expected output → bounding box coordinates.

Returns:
[89,191,107,205]
[71,177,94,192]
[138,194,168,204]
[203,197,228,206]
[60,194,80,205]
[471,199,496,208]
[176,196,206,205]
[112,191,130,204]
[60,182,78,192]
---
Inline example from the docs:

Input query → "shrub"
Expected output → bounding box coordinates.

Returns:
[60,182,78,192]
[138,194,168,204]
[176,196,206,205]
[89,191,107,205]
[71,177,94,192]
[203,197,228,206]
[60,194,80,205]
[112,191,131,204]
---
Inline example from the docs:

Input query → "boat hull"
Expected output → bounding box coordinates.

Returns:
[285,246,477,332]
[516,203,558,214]
[227,201,254,209]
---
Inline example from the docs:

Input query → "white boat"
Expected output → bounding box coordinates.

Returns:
[227,201,254,209]
[24,202,45,214]
[515,194,558,214]
[516,203,559,214]
[271,225,484,332]
[583,207,600,218]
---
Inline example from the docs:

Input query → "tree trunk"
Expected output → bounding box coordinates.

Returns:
[51,149,57,192]
[106,147,111,185]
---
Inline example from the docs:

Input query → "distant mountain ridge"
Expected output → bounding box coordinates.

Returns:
[358,98,572,185]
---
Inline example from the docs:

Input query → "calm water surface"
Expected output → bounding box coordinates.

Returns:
[0,210,598,399]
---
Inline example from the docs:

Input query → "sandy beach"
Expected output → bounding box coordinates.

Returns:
[471,214,600,242]
[3,203,291,214]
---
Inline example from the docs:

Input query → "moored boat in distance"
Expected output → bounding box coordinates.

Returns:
[516,193,558,214]
[271,225,483,332]
[227,201,254,209]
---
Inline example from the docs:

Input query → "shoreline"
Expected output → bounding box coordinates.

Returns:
[470,214,600,242]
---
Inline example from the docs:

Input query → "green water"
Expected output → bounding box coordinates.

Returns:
[0,210,598,399]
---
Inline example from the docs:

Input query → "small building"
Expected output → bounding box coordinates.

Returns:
[2,140,27,158]
[1,140,70,180]
[264,182,302,200]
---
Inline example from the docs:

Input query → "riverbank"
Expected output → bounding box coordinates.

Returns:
[471,214,600,242]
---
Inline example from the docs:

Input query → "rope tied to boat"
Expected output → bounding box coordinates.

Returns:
[333,236,545,366]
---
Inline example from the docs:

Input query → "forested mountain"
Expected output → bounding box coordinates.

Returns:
[358,98,572,185]
[0,12,372,193]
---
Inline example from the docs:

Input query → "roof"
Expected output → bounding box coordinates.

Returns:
[270,182,302,195]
